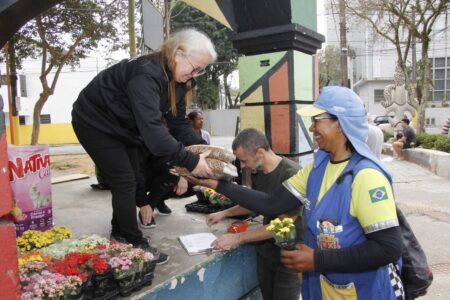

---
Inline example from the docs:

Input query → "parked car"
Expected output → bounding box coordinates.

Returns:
[373,115,393,125]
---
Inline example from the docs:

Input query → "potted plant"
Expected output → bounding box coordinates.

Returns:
[266,217,297,250]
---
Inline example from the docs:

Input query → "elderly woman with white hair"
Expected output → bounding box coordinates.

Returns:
[72,28,217,249]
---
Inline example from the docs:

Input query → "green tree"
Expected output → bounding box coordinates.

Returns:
[5,0,127,144]
[170,2,238,109]
[319,45,341,88]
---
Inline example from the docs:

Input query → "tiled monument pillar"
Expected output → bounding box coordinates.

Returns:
[232,0,324,162]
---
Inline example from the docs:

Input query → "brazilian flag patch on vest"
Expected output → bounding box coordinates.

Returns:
[369,186,388,203]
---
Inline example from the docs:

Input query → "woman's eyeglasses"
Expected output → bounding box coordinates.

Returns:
[311,115,337,124]
[183,53,206,77]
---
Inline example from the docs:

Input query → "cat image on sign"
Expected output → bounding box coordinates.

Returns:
[11,199,27,222]
[29,184,51,208]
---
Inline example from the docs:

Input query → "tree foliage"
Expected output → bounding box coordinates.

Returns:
[170,2,238,109]
[347,0,450,133]
[319,45,341,88]
[5,0,127,144]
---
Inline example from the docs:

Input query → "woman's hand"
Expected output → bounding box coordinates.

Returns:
[139,205,154,225]
[280,244,315,272]
[175,177,188,195]
[183,175,218,190]
[191,150,213,178]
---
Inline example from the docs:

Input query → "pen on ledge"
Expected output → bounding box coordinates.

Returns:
[190,217,205,223]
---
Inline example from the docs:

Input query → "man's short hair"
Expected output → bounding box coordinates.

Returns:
[232,128,270,154]
[401,118,410,125]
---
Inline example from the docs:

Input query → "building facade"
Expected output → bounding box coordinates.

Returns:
[0,56,111,145]
[324,1,450,132]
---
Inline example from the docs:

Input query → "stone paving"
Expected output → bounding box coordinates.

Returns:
[381,156,450,299]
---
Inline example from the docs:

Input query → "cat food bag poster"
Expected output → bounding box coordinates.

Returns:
[7,145,52,236]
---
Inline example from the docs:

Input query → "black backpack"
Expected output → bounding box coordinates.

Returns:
[337,161,433,299]
[396,207,433,299]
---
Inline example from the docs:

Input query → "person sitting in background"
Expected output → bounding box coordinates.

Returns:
[206,128,302,300]
[188,110,211,144]
[392,118,416,161]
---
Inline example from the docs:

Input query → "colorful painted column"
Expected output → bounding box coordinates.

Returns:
[0,94,20,299]
[232,0,324,162]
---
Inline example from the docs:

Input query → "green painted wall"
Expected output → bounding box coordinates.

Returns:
[238,52,286,95]
[293,51,314,102]
[291,0,317,31]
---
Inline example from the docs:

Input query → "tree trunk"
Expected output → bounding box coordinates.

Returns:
[223,72,233,108]
[128,0,136,57]
[8,39,19,116]
[164,0,172,39]
[417,39,431,134]
[31,92,50,145]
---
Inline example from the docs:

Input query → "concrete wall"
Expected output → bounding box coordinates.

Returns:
[138,245,259,300]
[425,107,450,134]
[202,109,240,137]
[383,143,450,179]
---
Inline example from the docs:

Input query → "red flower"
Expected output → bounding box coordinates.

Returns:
[50,252,108,281]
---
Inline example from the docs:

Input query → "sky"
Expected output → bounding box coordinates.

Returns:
[317,0,327,44]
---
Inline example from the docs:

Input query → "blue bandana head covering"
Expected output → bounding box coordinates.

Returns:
[298,86,391,182]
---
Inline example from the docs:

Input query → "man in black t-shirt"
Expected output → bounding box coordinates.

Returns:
[206,128,302,300]
[393,118,416,160]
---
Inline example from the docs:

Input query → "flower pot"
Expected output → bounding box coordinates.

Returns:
[117,273,136,297]
[93,269,114,297]
[63,289,83,300]
[275,240,297,251]
[81,273,95,299]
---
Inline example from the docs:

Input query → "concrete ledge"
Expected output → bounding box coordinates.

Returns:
[383,143,450,178]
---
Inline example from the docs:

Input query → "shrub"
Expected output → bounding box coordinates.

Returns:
[434,135,450,152]
[416,133,450,153]
[415,133,429,147]
[420,134,439,149]
[383,131,393,142]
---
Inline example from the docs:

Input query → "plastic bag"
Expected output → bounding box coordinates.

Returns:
[396,207,433,299]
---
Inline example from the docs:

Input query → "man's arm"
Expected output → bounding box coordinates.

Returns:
[207,205,253,226]
[212,225,273,251]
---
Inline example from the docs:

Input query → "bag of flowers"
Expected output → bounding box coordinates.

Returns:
[172,144,237,180]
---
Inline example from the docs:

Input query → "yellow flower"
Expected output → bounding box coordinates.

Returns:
[271,218,282,225]
[280,227,290,233]
[266,225,275,231]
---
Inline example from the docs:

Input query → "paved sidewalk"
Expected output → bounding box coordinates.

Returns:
[381,156,450,299]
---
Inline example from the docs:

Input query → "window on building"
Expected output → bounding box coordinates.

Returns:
[431,57,450,102]
[425,118,436,126]
[19,115,26,125]
[374,89,384,102]
[0,75,7,86]
[40,114,51,124]
[19,75,27,97]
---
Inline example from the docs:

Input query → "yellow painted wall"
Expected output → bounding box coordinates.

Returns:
[5,123,79,145]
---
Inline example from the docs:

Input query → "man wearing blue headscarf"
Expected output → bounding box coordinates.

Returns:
[186,87,404,300]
